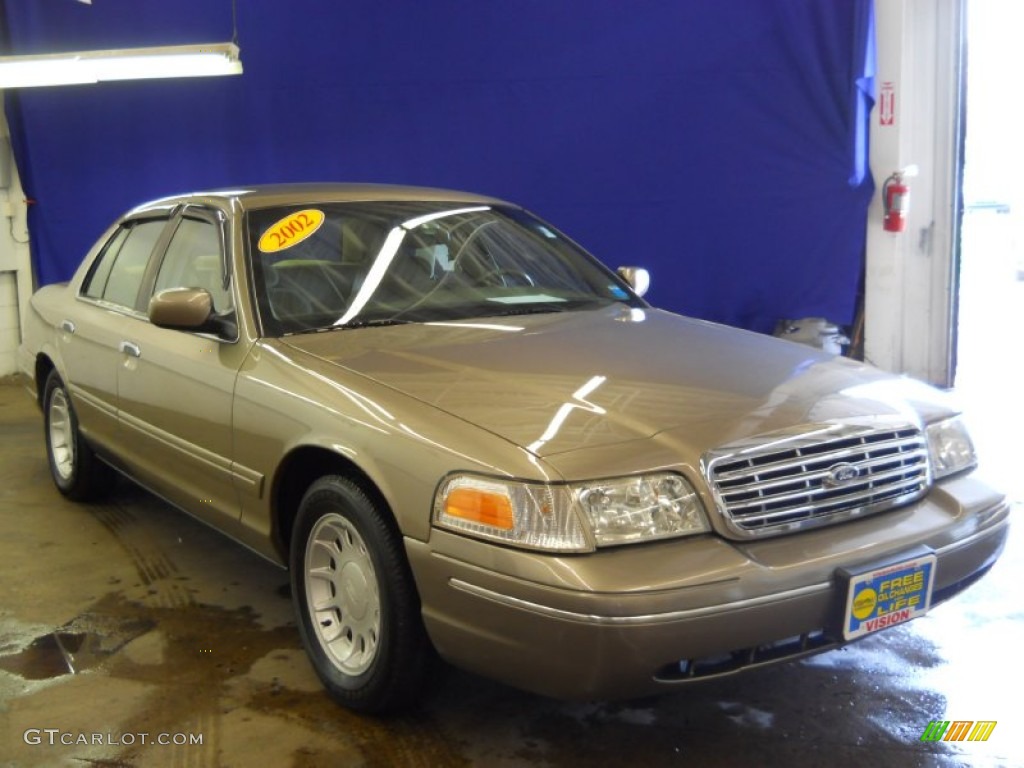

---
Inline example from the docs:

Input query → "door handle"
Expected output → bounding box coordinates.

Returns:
[60,319,76,334]
[119,341,142,358]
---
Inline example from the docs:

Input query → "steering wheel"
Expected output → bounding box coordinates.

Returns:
[480,268,536,288]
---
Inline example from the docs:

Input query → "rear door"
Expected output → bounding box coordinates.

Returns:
[61,217,172,451]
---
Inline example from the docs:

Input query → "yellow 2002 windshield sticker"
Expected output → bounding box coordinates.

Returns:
[258,209,325,253]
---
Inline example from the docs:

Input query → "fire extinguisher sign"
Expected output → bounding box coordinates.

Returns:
[880,82,896,126]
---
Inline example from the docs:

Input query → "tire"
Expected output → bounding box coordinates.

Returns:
[43,370,115,501]
[290,475,430,714]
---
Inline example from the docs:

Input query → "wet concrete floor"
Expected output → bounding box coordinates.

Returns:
[0,378,1020,767]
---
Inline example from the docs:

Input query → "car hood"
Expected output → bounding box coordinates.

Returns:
[280,305,954,459]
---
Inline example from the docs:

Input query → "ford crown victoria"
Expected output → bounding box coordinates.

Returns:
[18,184,1009,713]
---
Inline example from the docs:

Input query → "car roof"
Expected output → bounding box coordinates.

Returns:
[128,183,508,215]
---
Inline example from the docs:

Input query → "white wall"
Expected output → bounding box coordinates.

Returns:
[864,0,964,386]
[0,109,34,377]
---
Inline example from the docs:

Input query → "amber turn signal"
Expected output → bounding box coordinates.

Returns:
[445,487,514,530]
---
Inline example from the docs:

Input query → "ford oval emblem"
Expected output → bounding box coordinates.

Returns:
[825,462,861,487]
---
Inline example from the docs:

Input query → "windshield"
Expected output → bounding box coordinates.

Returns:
[246,202,643,336]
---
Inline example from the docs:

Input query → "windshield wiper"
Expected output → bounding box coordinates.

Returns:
[335,317,411,329]
[486,304,571,318]
[283,318,410,336]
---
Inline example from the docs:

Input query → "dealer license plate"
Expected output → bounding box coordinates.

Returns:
[841,553,936,641]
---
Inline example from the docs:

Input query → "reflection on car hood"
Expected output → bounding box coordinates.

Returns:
[281,306,955,458]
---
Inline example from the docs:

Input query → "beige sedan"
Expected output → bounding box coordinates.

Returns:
[19,184,1009,713]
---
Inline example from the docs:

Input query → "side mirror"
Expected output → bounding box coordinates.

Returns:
[616,266,650,298]
[149,288,212,328]
[149,288,235,337]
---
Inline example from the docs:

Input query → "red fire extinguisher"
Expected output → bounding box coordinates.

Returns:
[882,170,910,233]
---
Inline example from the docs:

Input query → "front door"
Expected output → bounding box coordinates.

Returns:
[114,209,249,524]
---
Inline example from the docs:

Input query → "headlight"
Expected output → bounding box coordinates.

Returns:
[433,472,708,552]
[576,473,709,546]
[926,416,977,480]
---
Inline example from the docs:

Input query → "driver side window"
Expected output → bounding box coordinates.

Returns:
[153,217,232,313]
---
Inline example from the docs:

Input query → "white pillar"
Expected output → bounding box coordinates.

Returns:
[864,0,963,387]
[0,106,35,377]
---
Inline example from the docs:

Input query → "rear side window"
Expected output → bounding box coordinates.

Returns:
[83,220,166,309]
[82,227,130,300]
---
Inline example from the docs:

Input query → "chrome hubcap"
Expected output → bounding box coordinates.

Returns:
[305,513,381,676]
[48,388,75,481]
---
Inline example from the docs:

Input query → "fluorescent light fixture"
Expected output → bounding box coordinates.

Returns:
[0,43,243,88]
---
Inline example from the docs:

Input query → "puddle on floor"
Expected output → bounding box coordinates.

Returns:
[0,612,155,680]
[0,632,83,679]
[0,631,99,679]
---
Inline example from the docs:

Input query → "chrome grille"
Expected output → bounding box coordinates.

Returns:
[706,425,929,537]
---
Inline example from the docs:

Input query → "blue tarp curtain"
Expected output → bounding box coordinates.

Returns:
[2,0,875,335]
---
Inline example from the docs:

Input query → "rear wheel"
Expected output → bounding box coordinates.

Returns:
[43,370,114,501]
[290,475,430,714]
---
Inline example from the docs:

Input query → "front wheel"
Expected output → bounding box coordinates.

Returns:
[43,370,114,501]
[290,475,430,714]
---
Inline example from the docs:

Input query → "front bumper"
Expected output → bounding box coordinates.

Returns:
[406,474,1010,700]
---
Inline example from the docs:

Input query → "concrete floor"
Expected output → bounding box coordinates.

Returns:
[0,377,1020,768]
